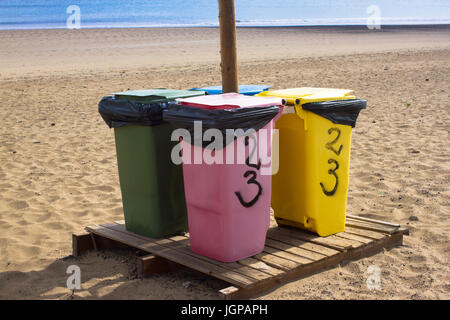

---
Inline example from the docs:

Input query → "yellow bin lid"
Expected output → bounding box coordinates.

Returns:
[257,87,355,105]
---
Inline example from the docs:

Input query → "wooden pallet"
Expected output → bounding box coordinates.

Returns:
[73,215,409,299]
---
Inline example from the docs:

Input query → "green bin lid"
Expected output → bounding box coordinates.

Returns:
[112,89,206,104]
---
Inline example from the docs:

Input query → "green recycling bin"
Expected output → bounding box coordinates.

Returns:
[98,89,206,238]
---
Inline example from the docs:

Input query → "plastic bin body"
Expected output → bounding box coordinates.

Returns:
[115,124,188,238]
[112,89,205,238]
[181,124,275,262]
[272,109,353,236]
[176,93,283,262]
[257,88,356,236]
[190,85,270,96]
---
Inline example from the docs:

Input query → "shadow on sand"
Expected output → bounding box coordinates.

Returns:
[0,247,229,299]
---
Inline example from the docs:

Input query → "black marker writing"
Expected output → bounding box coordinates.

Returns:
[326,127,343,156]
[235,170,263,208]
[320,158,339,196]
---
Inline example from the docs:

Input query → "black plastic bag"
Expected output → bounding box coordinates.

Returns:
[163,104,280,149]
[98,96,173,128]
[301,99,367,127]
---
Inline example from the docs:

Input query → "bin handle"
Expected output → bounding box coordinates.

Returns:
[294,99,308,131]
[273,104,285,122]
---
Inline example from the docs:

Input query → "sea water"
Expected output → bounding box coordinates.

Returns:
[0,0,449,30]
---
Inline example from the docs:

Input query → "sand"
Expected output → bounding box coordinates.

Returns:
[0,25,449,300]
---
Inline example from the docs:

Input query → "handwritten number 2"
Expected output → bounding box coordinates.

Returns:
[326,128,343,156]
[320,159,339,196]
[235,170,262,208]
[245,136,261,170]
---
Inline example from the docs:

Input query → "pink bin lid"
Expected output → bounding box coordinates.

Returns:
[177,93,284,110]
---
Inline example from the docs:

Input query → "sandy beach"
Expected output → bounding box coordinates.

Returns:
[0,25,449,299]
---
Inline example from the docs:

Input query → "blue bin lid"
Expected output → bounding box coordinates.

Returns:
[190,85,270,96]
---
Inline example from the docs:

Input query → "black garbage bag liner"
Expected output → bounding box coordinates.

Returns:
[163,104,281,149]
[301,99,367,128]
[98,96,173,128]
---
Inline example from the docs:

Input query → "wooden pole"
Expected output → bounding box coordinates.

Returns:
[218,0,239,93]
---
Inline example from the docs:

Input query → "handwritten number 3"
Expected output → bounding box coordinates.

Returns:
[235,170,263,208]
[320,159,339,196]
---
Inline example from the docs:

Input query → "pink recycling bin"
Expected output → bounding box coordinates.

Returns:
[173,93,284,262]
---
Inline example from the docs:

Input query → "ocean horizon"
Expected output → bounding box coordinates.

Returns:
[1,0,450,30]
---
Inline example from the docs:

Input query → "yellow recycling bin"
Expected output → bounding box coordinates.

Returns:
[257,88,366,236]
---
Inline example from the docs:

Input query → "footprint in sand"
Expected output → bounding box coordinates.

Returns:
[8,200,29,210]
[87,185,116,193]
[406,253,427,263]
[15,245,42,258]
[110,206,123,215]
[14,189,36,200]
[29,211,53,223]
[44,221,67,231]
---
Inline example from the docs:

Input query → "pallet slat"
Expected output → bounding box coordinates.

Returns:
[264,238,323,262]
[265,234,339,258]
[335,232,374,244]
[343,226,387,240]
[261,245,312,265]
[253,251,300,271]
[346,214,401,227]
[345,220,398,234]
[267,227,353,251]
[238,258,285,277]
